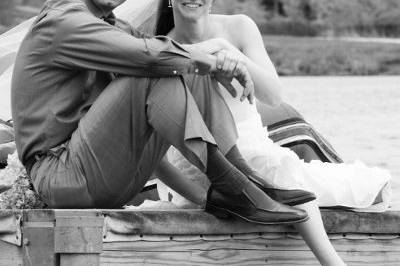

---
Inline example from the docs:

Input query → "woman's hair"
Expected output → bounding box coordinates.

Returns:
[155,0,175,35]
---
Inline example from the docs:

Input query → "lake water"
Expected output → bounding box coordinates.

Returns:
[281,76,400,206]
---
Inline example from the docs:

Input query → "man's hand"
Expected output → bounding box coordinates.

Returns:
[212,50,255,104]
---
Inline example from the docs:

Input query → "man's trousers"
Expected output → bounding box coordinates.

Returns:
[30,76,237,208]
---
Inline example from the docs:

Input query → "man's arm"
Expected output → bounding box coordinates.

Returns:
[52,9,213,77]
[51,9,254,99]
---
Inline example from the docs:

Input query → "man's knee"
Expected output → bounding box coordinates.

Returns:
[147,76,186,105]
[108,76,186,109]
[146,77,188,122]
[107,76,150,94]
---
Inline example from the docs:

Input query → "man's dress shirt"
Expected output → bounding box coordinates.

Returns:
[11,0,212,165]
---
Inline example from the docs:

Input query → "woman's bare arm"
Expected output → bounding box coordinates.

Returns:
[207,15,283,106]
[234,15,283,106]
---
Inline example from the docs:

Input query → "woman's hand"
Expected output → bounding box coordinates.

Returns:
[213,50,255,104]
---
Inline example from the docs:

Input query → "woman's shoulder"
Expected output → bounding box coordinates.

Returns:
[211,14,257,32]
[211,14,259,48]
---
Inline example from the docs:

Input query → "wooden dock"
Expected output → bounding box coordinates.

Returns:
[0,209,399,265]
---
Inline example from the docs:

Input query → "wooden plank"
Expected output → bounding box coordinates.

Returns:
[0,240,23,266]
[2,209,399,237]
[54,210,101,218]
[103,209,296,235]
[102,236,400,265]
[103,236,400,253]
[321,210,400,234]
[22,224,56,266]
[22,209,56,266]
[103,209,400,235]
[55,216,104,227]
[54,213,103,254]
[55,226,103,254]
[21,210,104,265]
[60,254,99,266]
[100,249,400,266]
[23,209,55,223]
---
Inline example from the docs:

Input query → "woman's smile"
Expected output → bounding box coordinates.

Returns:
[173,0,212,20]
[175,0,211,12]
[181,2,204,9]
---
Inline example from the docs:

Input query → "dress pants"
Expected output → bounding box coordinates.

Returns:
[30,76,237,208]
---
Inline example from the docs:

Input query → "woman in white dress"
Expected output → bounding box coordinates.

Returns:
[152,0,390,209]
[146,0,391,265]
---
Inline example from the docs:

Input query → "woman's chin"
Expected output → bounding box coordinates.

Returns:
[180,13,207,22]
[177,7,208,20]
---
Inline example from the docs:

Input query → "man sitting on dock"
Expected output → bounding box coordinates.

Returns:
[11,0,308,224]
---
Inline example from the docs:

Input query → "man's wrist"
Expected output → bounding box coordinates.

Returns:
[184,45,216,75]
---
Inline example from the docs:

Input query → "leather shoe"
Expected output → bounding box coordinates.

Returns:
[248,173,316,206]
[205,185,309,225]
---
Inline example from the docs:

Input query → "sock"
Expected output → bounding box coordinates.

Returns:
[206,144,250,195]
[225,145,255,176]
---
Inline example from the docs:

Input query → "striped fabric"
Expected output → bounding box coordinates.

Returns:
[268,118,343,163]
[258,102,343,164]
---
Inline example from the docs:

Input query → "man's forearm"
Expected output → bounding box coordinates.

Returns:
[53,10,215,77]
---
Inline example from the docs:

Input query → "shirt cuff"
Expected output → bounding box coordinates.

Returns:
[164,38,213,75]
[187,49,213,75]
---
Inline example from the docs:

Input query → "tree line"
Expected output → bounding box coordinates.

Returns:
[214,0,400,37]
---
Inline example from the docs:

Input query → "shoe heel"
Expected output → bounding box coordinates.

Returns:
[205,203,231,219]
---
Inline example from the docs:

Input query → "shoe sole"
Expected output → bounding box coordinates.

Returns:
[205,202,309,225]
[248,175,316,206]
[280,194,317,206]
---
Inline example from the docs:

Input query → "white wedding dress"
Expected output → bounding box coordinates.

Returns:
[158,76,392,212]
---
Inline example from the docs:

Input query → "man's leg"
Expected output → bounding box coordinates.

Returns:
[112,132,171,207]
[68,76,228,207]
[64,75,249,207]
[146,77,262,196]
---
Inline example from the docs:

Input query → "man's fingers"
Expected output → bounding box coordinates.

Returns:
[214,50,251,101]
[227,59,239,76]
[222,54,237,74]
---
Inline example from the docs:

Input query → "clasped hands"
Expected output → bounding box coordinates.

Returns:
[211,49,255,104]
